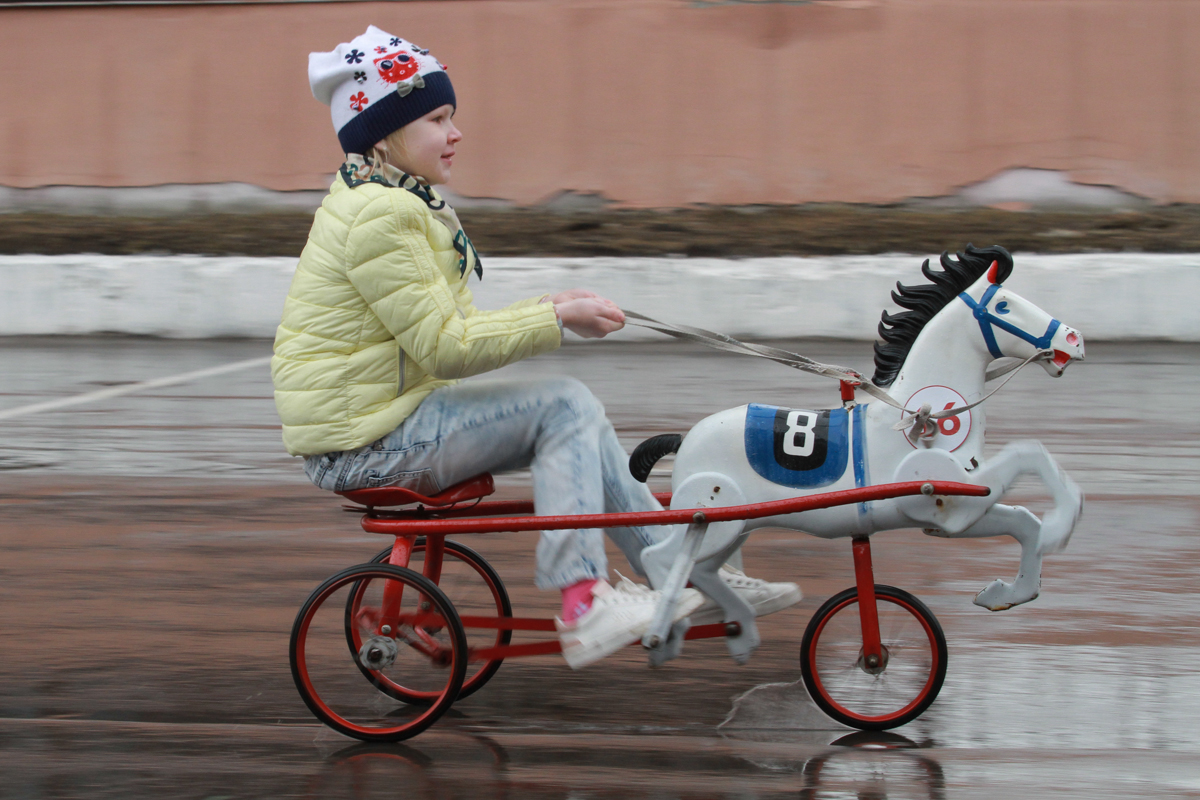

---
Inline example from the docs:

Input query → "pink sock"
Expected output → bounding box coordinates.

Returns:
[561,579,600,623]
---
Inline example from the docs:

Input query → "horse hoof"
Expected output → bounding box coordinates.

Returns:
[973,579,1037,611]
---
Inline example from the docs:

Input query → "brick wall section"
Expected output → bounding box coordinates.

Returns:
[2,0,1198,206]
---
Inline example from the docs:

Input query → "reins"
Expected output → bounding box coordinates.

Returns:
[621,310,1053,444]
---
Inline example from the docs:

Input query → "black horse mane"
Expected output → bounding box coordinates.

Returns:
[872,244,1014,387]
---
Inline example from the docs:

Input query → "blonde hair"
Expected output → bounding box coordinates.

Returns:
[368,127,411,174]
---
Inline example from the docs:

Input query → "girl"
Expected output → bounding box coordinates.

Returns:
[273,25,800,668]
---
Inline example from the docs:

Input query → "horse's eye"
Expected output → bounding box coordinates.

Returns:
[380,60,393,70]
[398,54,410,62]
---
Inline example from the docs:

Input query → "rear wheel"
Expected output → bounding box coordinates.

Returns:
[359,539,511,702]
[291,563,466,742]
[800,584,947,730]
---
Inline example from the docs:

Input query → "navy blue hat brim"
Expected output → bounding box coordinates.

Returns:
[338,71,456,155]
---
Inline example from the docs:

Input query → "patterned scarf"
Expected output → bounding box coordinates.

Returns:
[340,154,482,280]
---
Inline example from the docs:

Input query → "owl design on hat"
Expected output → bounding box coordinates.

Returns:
[374,50,420,84]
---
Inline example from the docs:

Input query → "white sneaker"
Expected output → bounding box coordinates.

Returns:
[689,566,802,625]
[557,577,705,669]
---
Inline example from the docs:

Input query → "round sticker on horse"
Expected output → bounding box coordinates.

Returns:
[902,385,971,451]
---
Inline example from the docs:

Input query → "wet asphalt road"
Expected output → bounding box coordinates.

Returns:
[1,336,1198,799]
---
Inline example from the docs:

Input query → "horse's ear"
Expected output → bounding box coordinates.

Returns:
[987,260,1000,284]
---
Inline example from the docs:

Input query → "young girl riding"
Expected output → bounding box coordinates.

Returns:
[272,25,800,668]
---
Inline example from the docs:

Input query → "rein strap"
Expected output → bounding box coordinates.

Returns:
[621,310,1051,435]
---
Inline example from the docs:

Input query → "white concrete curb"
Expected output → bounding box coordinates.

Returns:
[1,253,1197,340]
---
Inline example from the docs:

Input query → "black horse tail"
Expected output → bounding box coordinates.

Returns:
[629,434,683,483]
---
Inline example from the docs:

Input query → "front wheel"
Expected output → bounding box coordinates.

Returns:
[800,585,947,730]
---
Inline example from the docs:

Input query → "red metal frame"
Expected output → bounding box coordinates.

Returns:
[355,491,674,521]
[377,535,415,635]
[360,480,987,663]
[360,481,987,535]
[377,533,451,638]
[851,537,882,662]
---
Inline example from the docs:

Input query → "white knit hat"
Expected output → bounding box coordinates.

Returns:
[309,25,456,155]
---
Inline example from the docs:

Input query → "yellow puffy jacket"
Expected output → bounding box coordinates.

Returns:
[272,172,561,456]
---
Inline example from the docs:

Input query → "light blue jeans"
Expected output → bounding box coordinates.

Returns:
[305,377,667,589]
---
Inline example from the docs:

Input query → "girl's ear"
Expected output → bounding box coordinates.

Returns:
[368,142,394,170]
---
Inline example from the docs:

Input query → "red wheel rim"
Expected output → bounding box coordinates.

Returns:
[297,572,455,737]
[806,594,941,724]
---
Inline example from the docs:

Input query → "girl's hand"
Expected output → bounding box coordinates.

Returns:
[555,296,626,339]
[549,288,599,305]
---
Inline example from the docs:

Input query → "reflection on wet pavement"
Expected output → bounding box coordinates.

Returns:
[1,338,1199,797]
[5,720,1199,799]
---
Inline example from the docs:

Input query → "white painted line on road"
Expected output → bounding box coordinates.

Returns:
[0,356,272,421]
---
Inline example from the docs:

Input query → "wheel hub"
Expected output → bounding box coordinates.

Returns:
[858,645,890,675]
[358,634,399,670]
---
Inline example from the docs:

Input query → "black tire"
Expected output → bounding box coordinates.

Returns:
[800,584,948,730]
[358,538,511,702]
[291,563,467,742]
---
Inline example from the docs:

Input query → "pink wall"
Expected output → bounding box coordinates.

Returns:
[2,0,1197,206]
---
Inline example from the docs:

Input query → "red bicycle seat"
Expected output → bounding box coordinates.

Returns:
[337,473,496,508]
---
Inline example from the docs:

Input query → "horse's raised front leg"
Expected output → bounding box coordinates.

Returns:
[930,503,1044,611]
[972,440,1084,555]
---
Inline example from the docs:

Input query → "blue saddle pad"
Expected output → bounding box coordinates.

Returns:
[743,403,850,488]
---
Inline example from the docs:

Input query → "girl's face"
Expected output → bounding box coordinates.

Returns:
[379,104,461,185]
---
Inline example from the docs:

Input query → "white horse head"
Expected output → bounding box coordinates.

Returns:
[873,246,1085,411]
[955,255,1086,377]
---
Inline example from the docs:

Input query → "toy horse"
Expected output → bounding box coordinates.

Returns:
[635,245,1085,661]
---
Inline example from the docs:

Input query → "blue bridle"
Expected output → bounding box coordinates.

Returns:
[959,284,1061,359]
